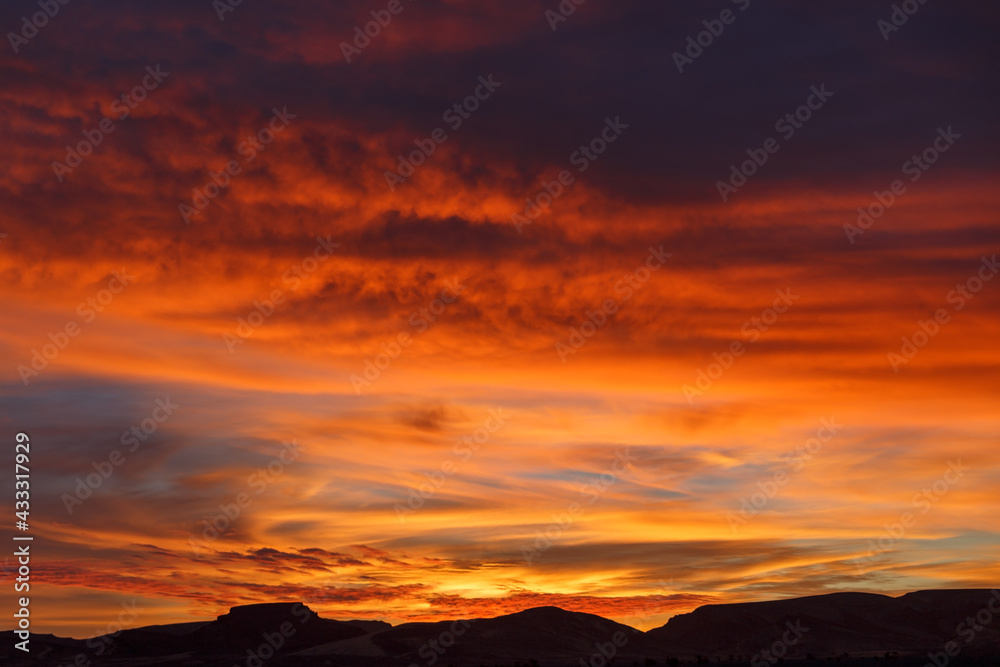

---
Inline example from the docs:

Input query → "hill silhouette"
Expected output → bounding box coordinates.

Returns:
[2,589,998,666]
[647,589,1000,661]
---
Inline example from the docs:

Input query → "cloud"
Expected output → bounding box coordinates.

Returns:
[1,0,998,639]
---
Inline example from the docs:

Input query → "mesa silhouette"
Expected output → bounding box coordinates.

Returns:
[3,589,999,666]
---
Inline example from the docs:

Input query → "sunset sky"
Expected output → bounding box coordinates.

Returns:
[1,0,998,639]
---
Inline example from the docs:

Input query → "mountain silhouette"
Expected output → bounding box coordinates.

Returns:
[298,605,644,664]
[646,589,1000,661]
[3,589,999,665]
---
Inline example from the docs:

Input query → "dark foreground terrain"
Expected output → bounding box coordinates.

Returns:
[3,589,998,666]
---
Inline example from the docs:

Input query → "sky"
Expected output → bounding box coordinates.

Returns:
[1,0,998,639]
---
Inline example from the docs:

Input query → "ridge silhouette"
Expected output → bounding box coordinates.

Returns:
[4,589,999,666]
